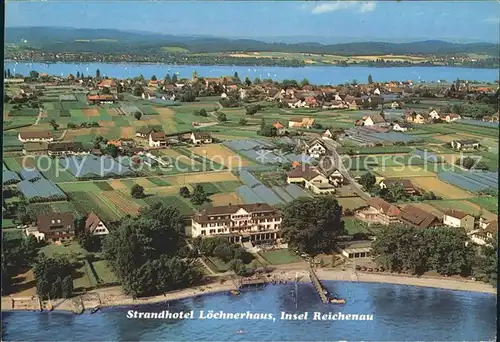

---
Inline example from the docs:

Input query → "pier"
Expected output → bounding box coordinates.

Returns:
[309,267,329,303]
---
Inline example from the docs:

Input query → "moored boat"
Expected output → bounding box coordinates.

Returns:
[330,298,346,304]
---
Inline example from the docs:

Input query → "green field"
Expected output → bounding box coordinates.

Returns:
[467,197,498,214]
[258,249,302,265]
[146,177,170,186]
[338,146,413,155]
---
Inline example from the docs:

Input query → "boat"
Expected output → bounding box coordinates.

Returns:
[236,329,245,334]
[46,304,54,312]
[90,305,101,314]
[330,298,346,304]
[230,290,240,296]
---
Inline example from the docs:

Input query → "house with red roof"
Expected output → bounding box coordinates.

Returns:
[355,197,401,225]
[273,122,286,135]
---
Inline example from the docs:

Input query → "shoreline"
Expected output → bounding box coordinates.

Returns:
[4,59,498,70]
[2,268,496,313]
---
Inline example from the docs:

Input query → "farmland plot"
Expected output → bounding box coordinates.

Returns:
[165,171,238,185]
[411,177,474,199]
[189,144,253,168]
[372,165,436,178]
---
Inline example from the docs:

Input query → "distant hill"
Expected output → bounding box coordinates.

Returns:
[6,27,499,56]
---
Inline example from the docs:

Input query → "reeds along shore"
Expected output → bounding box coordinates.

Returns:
[2,269,496,313]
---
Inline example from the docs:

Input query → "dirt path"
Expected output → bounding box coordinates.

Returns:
[34,107,43,125]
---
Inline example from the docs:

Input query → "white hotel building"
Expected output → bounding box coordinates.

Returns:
[191,203,282,243]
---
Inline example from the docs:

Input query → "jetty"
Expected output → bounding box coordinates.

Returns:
[309,267,329,303]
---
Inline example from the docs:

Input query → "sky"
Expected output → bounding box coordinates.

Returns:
[5,1,500,43]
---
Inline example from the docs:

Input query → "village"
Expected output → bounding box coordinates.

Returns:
[2,69,498,306]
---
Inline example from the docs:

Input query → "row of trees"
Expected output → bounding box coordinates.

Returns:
[441,102,497,119]
[372,224,497,283]
[102,203,202,297]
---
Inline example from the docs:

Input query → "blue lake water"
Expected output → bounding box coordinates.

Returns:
[4,62,499,84]
[2,281,497,341]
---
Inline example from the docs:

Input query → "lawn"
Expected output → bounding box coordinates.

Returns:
[91,260,119,284]
[337,197,367,211]
[2,219,16,229]
[207,256,231,272]
[40,240,86,259]
[342,218,371,235]
[258,249,302,265]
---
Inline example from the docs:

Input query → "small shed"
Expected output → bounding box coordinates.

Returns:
[339,241,372,259]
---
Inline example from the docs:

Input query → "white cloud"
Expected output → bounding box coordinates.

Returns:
[311,1,376,15]
[311,2,356,14]
[359,2,377,13]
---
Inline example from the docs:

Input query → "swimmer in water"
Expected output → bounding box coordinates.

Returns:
[237,329,245,334]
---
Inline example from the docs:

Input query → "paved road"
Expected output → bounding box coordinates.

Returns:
[325,139,371,201]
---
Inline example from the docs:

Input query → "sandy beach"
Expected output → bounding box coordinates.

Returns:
[315,268,497,294]
[2,267,495,313]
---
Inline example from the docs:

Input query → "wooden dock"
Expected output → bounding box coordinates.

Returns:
[309,267,329,303]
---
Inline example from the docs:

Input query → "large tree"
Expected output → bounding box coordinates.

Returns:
[474,235,498,286]
[33,254,74,299]
[281,197,344,255]
[372,225,474,276]
[358,172,376,190]
[103,204,201,297]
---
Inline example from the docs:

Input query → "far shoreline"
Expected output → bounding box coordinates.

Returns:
[4,59,499,71]
[2,268,495,314]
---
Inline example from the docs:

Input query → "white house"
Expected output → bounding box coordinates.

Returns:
[470,219,497,246]
[18,131,54,143]
[191,131,213,145]
[373,88,381,95]
[149,131,167,147]
[286,166,335,195]
[141,92,156,100]
[191,203,282,243]
[306,138,327,158]
[429,109,440,120]
[363,114,386,127]
[440,113,461,122]
[443,210,475,231]
[391,101,401,109]
[85,212,109,236]
[220,92,228,98]
[451,139,480,151]
[322,129,334,139]
[392,122,409,132]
